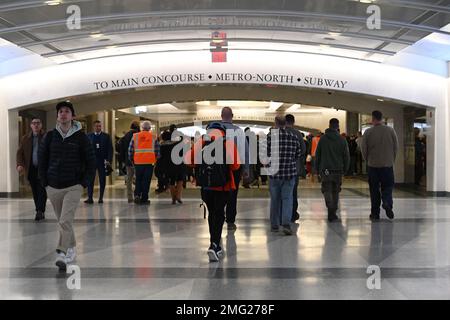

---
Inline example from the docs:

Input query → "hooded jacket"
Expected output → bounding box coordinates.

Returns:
[315,128,350,174]
[38,121,96,189]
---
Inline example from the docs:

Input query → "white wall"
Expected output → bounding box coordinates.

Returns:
[0,50,448,193]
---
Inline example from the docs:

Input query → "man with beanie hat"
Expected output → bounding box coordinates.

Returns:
[315,118,350,222]
[38,100,95,271]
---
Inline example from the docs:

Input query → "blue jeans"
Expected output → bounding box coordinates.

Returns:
[134,165,154,202]
[368,166,394,214]
[269,177,295,227]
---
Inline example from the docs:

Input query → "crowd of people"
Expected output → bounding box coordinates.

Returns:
[17,100,402,267]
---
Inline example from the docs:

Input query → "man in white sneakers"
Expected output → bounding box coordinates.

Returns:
[38,101,95,271]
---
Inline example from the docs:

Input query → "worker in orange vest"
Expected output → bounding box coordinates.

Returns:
[128,121,159,205]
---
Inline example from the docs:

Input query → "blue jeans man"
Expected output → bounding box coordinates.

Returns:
[269,177,295,234]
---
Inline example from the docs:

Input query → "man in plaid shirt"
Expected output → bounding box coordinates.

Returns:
[264,116,302,235]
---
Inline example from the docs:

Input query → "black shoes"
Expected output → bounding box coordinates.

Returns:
[177,199,183,204]
[370,207,394,221]
[270,225,279,232]
[207,243,223,262]
[227,223,237,231]
[327,209,339,222]
[140,200,151,205]
[282,225,293,235]
[385,209,394,220]
[383,206,395,220]
[34,211,45,221]
[85,198,104,204]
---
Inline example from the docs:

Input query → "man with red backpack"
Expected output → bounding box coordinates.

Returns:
[185,122,240,262]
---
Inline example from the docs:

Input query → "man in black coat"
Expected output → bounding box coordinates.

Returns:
[38,101,95,271]
[85,120,113,204]
[119,121,140,203]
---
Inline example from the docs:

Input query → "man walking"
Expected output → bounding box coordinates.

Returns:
[315,118,350,222]
[85,120,113,204]
[266,116,301,235]
[219,107,249,231]
[16,117,47,221]
[119,121,140,203]
[361,110,398,221]
[185,122,240,262]
[128,120,159,205]
[285,114,306,222]
[38,101,95,270]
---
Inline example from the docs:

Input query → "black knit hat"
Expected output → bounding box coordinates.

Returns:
[56,100,75,116]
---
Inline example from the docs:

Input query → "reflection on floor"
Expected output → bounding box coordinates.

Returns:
[2,179,447,300]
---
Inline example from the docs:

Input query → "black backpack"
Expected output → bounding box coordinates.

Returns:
[195,122,230,188]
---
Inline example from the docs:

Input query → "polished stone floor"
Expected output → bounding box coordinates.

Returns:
[1,181,449,300]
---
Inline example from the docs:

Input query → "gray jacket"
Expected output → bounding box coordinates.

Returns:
[361,124,398,168]
[220,121,249,174]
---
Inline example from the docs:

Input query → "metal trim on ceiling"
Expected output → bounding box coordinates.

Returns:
[0,10,449,36]
[16,26,415,48]
[40,37,396,58]
[48,47,388,65]
[0,0,449,14]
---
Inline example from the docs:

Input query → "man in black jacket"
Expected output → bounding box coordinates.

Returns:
[38,101,95,271]
[119,121,140,203]
[315,118,350,222]
[85,120,113,204]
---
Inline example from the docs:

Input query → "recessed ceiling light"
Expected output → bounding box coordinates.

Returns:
[377,98,384,102]
[45,0,61,5]
[328,32,342,37]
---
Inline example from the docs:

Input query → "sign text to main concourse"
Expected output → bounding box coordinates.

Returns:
[93,72,348,91]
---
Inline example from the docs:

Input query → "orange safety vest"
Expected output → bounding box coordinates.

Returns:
[311,136,321,157]
[133,131,156,164]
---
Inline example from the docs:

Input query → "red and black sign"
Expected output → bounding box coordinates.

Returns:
[210,31,228,63]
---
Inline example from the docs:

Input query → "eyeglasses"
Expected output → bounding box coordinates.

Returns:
[31,122,41,125]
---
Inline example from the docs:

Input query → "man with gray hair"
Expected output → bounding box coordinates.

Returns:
[128,121,159,205]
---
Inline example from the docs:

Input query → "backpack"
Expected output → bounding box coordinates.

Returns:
[195,122,230,188]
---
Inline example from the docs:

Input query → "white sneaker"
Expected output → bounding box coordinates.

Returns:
[66,247,76,263]
[55,252,67,271]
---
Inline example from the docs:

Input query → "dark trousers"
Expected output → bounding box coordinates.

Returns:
[202,190,228,245]
[321,174,342,211]
[135,164,154,201]
[368,166,394,214]
[292,175,300,219]
[225,168,241,224]
[28,165,47,213]
[87,159,106,200]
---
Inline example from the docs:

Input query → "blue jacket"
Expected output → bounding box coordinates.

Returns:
[87,132,113,163]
